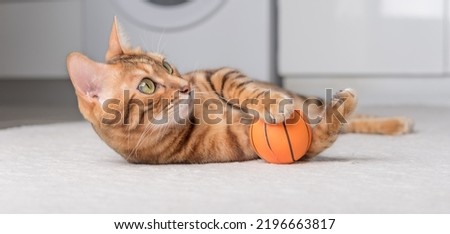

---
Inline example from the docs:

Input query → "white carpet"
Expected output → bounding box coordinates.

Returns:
[1,106,449,213]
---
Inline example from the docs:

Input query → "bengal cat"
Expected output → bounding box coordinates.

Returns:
[66,18,413,164]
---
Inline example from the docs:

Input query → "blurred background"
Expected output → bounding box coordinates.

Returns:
[1,0,449,128]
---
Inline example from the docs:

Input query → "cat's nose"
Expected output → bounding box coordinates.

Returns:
[180,85,190,94]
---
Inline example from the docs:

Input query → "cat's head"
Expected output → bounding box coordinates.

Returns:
[66,18,192,161]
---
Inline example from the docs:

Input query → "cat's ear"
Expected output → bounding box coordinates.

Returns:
[67,52,109,102]
[105,16,129,61]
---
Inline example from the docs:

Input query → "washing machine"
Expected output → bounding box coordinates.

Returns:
[83,0,277,82]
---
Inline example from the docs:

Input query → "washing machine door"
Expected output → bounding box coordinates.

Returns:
[111,0,225,31]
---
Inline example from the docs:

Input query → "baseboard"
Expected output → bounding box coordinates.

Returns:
[0,79,78,106]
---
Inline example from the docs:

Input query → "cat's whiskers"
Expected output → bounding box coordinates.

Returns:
[127,88,239,161]
[156,29,166,54]
[128,107,184,161]
[138,33,150,52]
[128,121,153,160]
[126,123,131,154]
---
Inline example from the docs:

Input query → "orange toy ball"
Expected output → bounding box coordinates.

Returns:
[249,110,312,164]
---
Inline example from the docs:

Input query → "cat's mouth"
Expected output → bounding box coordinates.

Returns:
[170,90,193,106]
[166,92,193,124]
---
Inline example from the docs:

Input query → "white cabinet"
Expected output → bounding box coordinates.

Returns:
[0,1,81,78]
[279,0,445,75]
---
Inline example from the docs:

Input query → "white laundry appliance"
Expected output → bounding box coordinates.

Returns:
[83,0,277,82]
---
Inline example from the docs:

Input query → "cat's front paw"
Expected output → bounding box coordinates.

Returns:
[258,91,295,124]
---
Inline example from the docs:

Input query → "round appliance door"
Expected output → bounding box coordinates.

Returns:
[111,0,225,31]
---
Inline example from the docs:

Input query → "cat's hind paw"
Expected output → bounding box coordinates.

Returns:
[333,88,358,117]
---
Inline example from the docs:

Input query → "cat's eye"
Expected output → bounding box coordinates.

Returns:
[162,60,173,74]
[138,78,156,94]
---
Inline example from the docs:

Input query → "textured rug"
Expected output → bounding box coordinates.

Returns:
[0,106,449,213]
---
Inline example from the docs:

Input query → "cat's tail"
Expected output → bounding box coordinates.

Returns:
[341,115,414,135]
